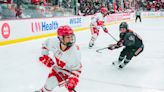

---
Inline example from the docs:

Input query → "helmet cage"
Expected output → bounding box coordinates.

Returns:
[57,25,76,47]
[58,34,76,47]
[119,22,128,33]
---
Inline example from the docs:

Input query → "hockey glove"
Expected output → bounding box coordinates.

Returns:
[102,26,108,33]
[39,55,54,68]
[108,44,116,50]
[117,40,123,47]
[65,77,78,92]
[108,44,120,50]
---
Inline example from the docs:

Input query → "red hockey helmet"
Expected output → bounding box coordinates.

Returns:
[100,7,108,14]
[57,25,75,47]
[57,25,74,36]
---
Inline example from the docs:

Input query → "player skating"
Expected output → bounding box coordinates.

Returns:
[89,7,109,48]
[35,25,82,92]
[108,22,144,68]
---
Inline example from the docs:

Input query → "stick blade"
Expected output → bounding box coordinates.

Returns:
[96,50,102,53]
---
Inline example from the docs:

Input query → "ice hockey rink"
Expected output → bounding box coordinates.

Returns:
[1,18,164,92]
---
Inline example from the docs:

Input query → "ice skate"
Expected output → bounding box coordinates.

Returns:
[118,63,126,69]
[88,42,94,49]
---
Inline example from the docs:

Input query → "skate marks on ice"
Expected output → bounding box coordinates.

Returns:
[79,76,164,92]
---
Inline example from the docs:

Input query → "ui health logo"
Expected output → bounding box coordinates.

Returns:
[32,21,59,32]
[1,23,10,39]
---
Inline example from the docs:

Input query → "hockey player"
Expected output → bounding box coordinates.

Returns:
[108,22,144,68]
[36,25,82,92]
[89,7,109,48]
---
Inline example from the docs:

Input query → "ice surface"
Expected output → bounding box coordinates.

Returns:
[1,18,164,92]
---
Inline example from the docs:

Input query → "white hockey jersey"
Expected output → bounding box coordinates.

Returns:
[91,12,106,27]
[41,38,82,78]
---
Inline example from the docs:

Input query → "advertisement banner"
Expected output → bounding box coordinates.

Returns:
[106,13,131,23]
[142,12,164,17]
[0,16,91,43]
[2,12,163,45]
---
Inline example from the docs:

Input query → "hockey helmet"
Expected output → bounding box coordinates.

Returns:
[100,7,108,14]
[57,25,74,36]
[119,22,128,30]
[57,25,75,47]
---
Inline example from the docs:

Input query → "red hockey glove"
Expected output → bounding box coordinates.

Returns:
[97,20,104,26]
[102,26,108,33]
[39,55,54,68]
[65,77,79,92]
[104,28,108,33]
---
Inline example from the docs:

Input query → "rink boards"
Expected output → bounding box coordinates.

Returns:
[0,12,164,46]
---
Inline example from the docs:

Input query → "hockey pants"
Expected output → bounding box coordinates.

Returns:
[118,45,144,65]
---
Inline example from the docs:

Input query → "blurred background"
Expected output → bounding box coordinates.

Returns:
[0,0,164,20]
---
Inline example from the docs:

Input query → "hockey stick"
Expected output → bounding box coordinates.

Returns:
[101,26,118,42]
[54,67,77,92]
[107,32,118,42]
[96,47,109,53]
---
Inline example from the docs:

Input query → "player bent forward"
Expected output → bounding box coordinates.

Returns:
[108,22,144,69]
[36,25,82,92]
